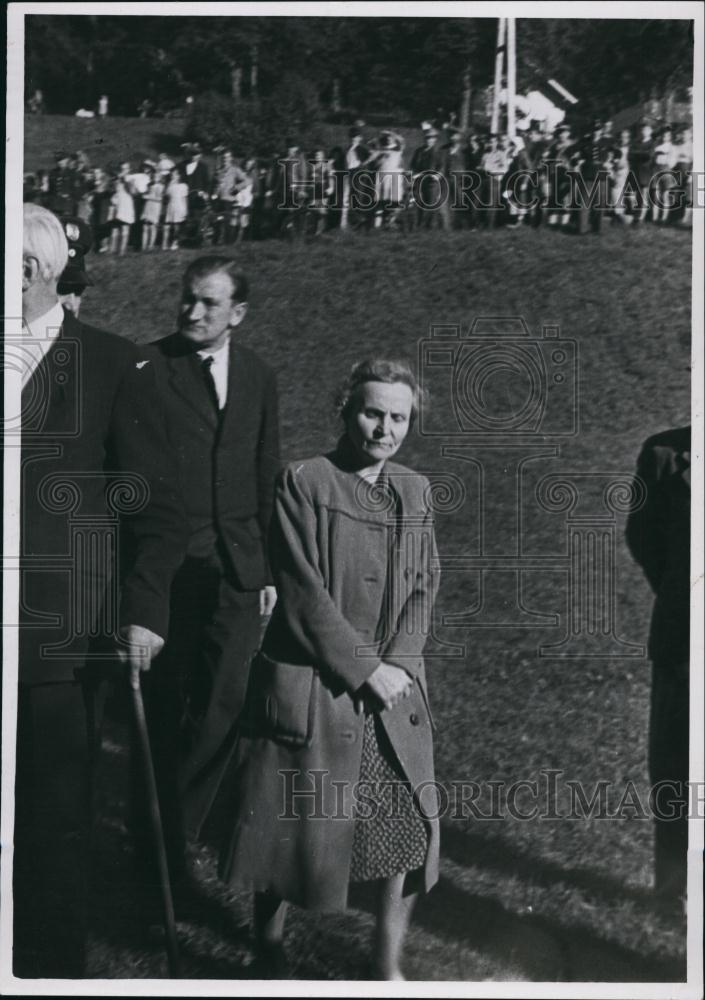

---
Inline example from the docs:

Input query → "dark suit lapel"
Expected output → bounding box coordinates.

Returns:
[165,348,219,430]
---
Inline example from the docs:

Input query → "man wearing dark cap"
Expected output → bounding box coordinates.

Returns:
[180,143,211,228]
[57,216,93,316]
[410,127,450,229]
[48,152,77,216]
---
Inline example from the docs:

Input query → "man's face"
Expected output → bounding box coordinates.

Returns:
[178,271,246,351]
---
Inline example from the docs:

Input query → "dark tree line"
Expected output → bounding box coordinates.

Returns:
[25,14,693,121]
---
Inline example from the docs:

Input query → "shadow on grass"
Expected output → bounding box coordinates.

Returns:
[412,875,685,982]
[440,821,658,908]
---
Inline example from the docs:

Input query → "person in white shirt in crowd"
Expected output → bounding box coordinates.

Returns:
[141,165,165,251]
[212,149,251,244]
[108,174,135,255]
[371,130,407,230]
[650,124,678,225]
[231,157,258,242]
[163,167,190,250]
[342,127,372,229]
[673,124,693,228]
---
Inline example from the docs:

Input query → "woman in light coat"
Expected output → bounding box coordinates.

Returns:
[221,359,440,980]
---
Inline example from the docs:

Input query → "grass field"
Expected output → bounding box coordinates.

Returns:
[77,223,692,983]
[23,116,694,984]
[22,113,424,174]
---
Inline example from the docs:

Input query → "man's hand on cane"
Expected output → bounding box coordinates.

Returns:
[259,585,278,618]
[117,625,164,687]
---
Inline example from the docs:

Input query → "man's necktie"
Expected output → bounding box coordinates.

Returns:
[201,355,220,413]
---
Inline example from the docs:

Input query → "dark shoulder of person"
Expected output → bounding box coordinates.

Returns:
[642,425,690,459]
[64,311,143,366]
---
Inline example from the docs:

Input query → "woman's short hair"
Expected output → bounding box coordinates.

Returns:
[335,359,426,426]
[23,203,69,283]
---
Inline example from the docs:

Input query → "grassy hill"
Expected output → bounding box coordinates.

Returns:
[23,113,191,172]
[22,112,425,173]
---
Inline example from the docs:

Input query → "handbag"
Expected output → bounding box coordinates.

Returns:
[240,650,317,748]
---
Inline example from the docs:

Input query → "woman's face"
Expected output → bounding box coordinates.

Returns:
[345,381,413,469]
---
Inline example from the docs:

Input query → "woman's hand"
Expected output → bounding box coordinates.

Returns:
[365,661,413,712]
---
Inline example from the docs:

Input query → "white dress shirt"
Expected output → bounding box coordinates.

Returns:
[197,339,230,409]
[21,300,65,389]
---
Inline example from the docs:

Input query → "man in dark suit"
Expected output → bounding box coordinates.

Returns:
[179,142,211,238]
[626,426,691,904]
[15,204,187,976]
[410,127,450,229]
[146,256,280,879]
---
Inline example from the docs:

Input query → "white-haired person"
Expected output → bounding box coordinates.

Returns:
[15,203,186,976]
[220,359,440,981]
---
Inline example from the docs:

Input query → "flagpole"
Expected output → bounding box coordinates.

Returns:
[507,18,516,139]
[491,17,506,135]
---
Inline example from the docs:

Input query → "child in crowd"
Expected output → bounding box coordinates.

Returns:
[162,167,189,250]
[108,176,135,255]
[141,167,165,250]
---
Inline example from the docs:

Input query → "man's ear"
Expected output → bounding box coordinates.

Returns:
[229,301,248,329]
[22,255,39,292]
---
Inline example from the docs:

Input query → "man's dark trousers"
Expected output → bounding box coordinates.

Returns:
[140,551,261,871]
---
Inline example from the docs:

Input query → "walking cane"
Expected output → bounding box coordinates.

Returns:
[129,663,181,978]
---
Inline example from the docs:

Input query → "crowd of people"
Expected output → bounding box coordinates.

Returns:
[23,115,694,255]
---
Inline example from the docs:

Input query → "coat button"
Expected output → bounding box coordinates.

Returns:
[410,713,420,726]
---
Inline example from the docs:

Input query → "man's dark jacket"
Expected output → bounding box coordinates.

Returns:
[19,310,188,683]
[626,426,691,665]
[145,333,280,589]
[179,159,211,194]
